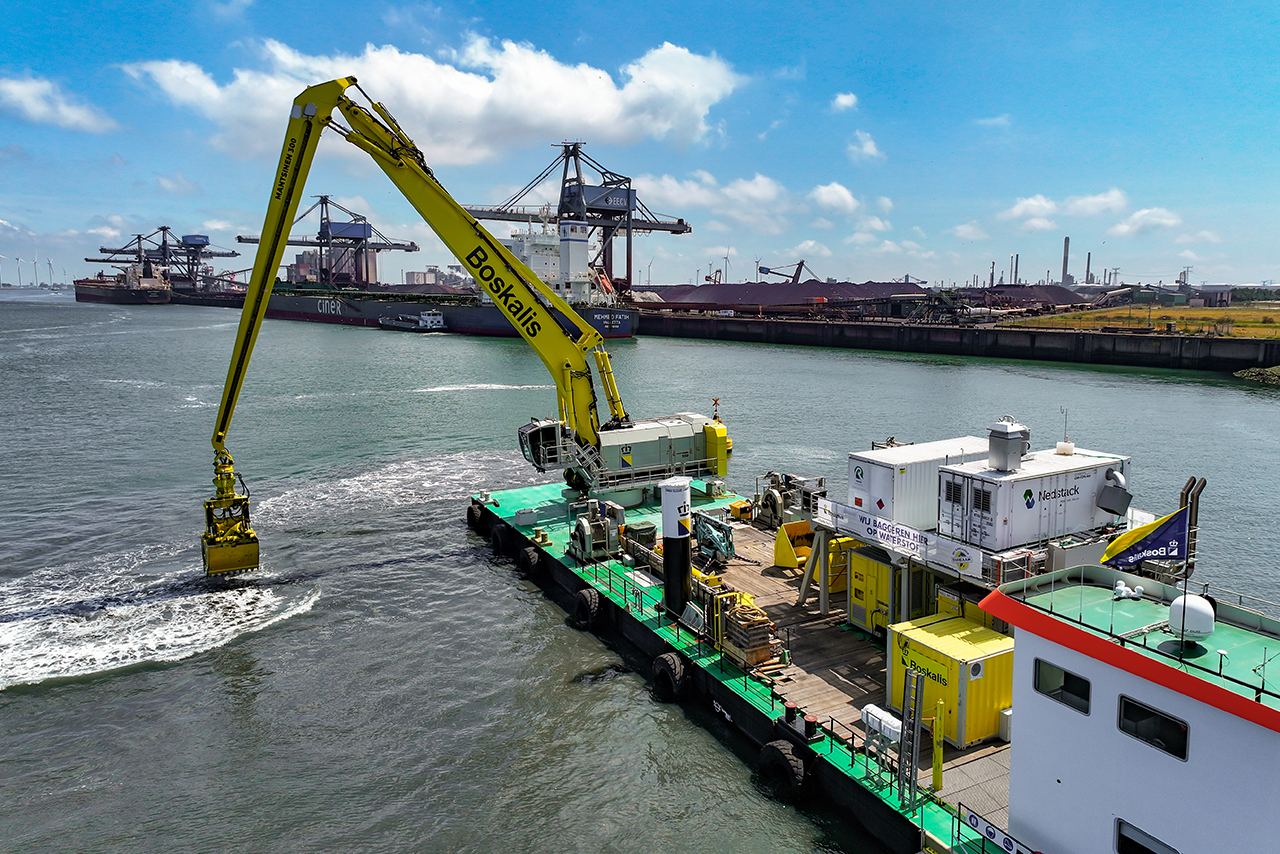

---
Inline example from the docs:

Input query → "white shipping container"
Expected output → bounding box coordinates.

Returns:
[849,437,986,531]
[936,449,1130,551]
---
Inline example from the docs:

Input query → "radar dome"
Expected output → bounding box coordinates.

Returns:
[1169,594,1215,643]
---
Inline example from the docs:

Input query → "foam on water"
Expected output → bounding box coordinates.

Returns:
[0,451,530,692]
[255,450,533,521]
[411,383,552,393]
[0,544,320,691]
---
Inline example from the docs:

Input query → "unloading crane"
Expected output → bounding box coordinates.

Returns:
[201,78,730,576]
[757,260,818,285]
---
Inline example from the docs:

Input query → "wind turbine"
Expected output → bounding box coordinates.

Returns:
[14,256,24,288]
[0,254,6,286]
[31,255,39,287]
[47,258,56,287]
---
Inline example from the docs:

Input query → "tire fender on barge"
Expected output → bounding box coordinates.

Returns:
[466,502,488,534]
[516,545,541,577]
[758,739,807,799]
[651,652,686,702]
[490,522,513,556]
[571,587,602,630]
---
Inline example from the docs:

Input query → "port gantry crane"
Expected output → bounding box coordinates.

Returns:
[201,78,730,576]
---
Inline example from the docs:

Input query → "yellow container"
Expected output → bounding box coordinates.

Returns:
[886,615,1013,748]
[846,547,892,635]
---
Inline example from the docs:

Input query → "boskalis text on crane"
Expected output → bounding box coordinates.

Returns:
[199,77,730,576]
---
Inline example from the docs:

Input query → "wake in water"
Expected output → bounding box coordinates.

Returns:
[411,383,552,393]
[1,450,532,691]
[255,449,535,520]
[0,541,319,691]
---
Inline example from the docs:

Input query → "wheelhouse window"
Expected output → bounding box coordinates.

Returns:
[1118,696,1188,760]
[1034,658,1090,714]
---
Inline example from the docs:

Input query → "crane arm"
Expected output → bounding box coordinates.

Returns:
[201,77,629,575]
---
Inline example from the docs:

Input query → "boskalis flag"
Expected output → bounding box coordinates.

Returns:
[1100,506,1190,568]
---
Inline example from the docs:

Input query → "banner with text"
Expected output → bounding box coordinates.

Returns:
[816,498,929,559]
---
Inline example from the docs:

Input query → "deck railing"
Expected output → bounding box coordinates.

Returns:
[1022,570,1280,705]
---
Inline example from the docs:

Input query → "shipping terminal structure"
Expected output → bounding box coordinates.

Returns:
[199,78,1280,854]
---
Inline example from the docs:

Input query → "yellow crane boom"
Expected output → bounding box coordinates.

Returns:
[201,77,724,577]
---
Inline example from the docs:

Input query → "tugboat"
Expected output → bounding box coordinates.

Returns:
[377,309,446,333]
[73,259,171,304]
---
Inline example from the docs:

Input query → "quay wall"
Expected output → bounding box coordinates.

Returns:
[636,312,1280,372]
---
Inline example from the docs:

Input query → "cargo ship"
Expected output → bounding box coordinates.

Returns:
[263,289,636,338]
[264,222,636,337]
[73,260,171,304]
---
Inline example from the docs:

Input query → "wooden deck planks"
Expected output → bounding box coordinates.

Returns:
[719,522,1012,820]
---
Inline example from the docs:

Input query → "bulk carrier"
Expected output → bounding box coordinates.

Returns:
[73,260,171,304]
[262,221,636,337]
[263,288,634,337]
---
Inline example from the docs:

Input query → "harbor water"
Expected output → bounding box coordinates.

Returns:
[2,288,1278,851]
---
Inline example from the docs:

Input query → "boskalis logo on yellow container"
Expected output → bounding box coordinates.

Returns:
[620,444,633,469]
[898,635,948,687]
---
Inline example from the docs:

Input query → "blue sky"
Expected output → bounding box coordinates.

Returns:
[1,1,1277,286]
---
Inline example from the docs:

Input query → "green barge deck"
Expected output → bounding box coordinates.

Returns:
[468,480,1004,853]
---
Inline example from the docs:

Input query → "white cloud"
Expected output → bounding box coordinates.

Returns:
[898,239,935,259]
[810,217,834,230]
[949,221,988,240]
[774,64,806,81]
[859,215,891,232]
[1063,187,1127,216]
[844,231,877,246]
[156,172,198,194]
[1175,229,1222,245]
[1178,249,1202,262]
[705,245,739,258]
[210,0,254,16]
[86,225,121,240]
[202,219,234,231]
[912,225,926,238]
[757,117,784,140]
[975,114,1011,127]
[0,75,118,133]
[831,91,858,111]
[636,171,789,234]
[999,194,1057,220]
[792,239,832,257]
[123,37,742,164]
[808,181,859,214]
[870,238,934,259]
[846,129,884,162]
[1021,216,1058,232]
[1108,207,1181,237]
[634,171,721,209]
[877,196,893,212]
